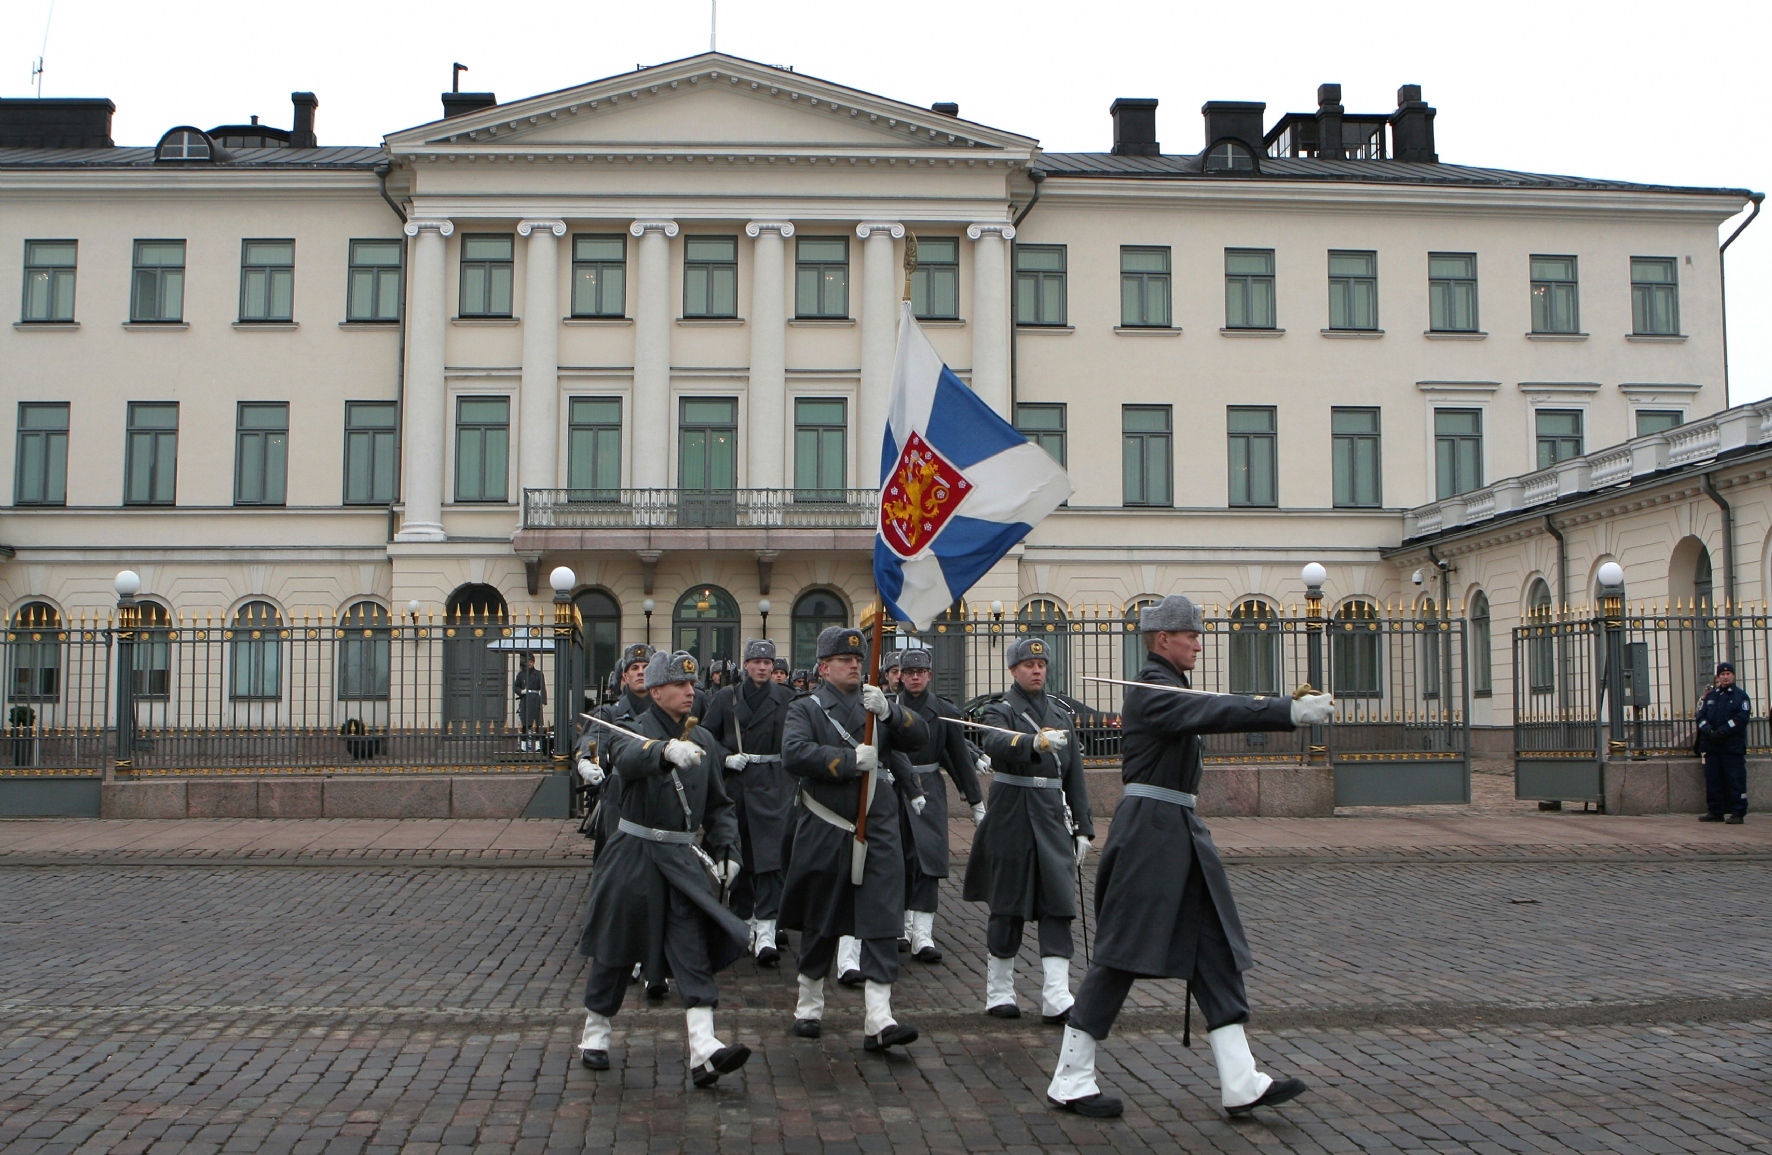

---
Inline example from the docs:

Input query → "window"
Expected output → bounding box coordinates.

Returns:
[1631,257,1679,335]
[21,240,76,322]
[1224,248,1276,329]
[1418,598,1442,699]
[1227,406,1277,507]
[684,236,738,318]
[239,240,294,322]
[1332,407,1381,508]
[567,397,621,499]
[459,234,514,317]
[1018,600,1069,695]
[1636,409,1684,437]
[673,586,739,668]
[794,398,847,500]
[791,588,847,671]
[1526,580,1555,694]
[1123,598,1157,677]
[1122,405,1172,506]
[1470,591,1492,697]
[131,602,171,700]
[1536,410,1584,470]
[234,403,289,506]
[230,601,283,700]
[1204,141,1257,172]
[910,237,958,320]
[15,403,69,506]
[1015,245,1067,326]
[155,128,212,162]
[454,397,510,502]
[1120,246,1171,327]
[1428,252,1478,332]
[346,240,402,322]
[1434,408,1482,499]
[9,602,61,702]
[795,237,849,319]
[1330,600,1382,697]
[1015,403,1066,466]
[1530,255,1579,333]
[1228,600,1281,695]
[343,401,398,505]
[124,402,178,505]
[679,398,738,492]
[337,601,391,701]
[571,234,626,318]
[1327,250,1377,330]
[131,240,186,323]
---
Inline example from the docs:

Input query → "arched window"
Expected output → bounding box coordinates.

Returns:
[1123,597,1158,676]
[8,602,62,703]
[573,589,622,705]
[1203,139,1258,173]
[791,588,847,671]
[1330,600,1382,697]
[1694,551,1716,681]
[1017,599,1069,694]
[1469,591,1492,697]
[156,127,214,162]
[1228,599,1280,696]
[230,602,284,700]
[447,583,507,621]
[337,601,391,701]
[132,602,172,700]
[1526,579,1554,693]
[674,586,739,669]
[1418,598,1442,699]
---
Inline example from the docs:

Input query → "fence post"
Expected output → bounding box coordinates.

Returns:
[549,567,577,761]
[1301,563,1328,764]
[112,570,140,779]
[1598,563,1628,761]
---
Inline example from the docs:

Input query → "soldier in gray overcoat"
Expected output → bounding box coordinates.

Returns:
[576,650,752,1088]
[779,625,930,1050]
[964,636,1094,1024]
[1045,594,1334,1119]
[575,644,654,859]
[893,646,984,963]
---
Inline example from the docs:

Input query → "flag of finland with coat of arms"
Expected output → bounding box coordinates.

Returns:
[875,301,1073,630]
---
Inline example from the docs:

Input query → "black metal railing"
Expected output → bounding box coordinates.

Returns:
[523,488,879,530]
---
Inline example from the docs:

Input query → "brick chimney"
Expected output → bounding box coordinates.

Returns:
[1316,83,1344,160]
[1391,85,1437,162]
[290,92,318,148]
[1109,98,1159,157]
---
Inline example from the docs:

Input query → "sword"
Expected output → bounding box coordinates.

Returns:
[961,718,1027,739]
[579,712,646,740]
[1082,675,1324,700]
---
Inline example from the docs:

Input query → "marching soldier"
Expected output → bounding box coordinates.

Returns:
[514,653,548,752]
[576,644,654,858]
[880,649,904,694]
[1046,594,1333,1119]
[577,650,752,1087]
[772,657,792,685]
[966,637,1093,1024]
[703,639,798,966]
[780,625,930,1050]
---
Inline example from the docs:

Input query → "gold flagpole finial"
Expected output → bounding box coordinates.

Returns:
[902,231,919,302]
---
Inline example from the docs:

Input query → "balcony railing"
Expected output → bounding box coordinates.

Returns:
[523,488,879,530]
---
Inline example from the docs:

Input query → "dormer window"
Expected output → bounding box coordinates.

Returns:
[1203,140,1257,173]
[156,127,213,162]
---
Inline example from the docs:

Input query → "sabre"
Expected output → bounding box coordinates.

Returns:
[579,712,646,740]
[1082,676,1323,701]
[961,718,1027,738]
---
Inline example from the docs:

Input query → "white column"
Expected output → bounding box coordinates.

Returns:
[745,221,794,490]
[517,219,566,497]
[857,221,905,486]
[395,218,452,542]
[967,222,1016,418]
[629,219,679,490]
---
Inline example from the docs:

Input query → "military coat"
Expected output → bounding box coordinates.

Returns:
[703,678,797,873]
[893,687,983,877]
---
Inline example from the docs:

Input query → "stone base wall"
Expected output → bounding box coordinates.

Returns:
[949,764,1338,820]
[1601,758,1772,815]
[101,774,568,820]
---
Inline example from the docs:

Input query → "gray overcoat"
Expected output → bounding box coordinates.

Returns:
[582,689,649,842]
[702,679,797,873]
[894,687,983,877]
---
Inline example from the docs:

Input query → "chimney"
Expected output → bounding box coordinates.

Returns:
[931,102,959,117]
[1316,83,1344,160]
[0,98,115,148]
[1109,97,1159,157]
[1200,101,1265,154]
[1391,84,1437,162]
[442,91,498,119]
[290,92,318,148]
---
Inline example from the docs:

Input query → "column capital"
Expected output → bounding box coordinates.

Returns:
[403,218,454,238]
[966,222,1016,241]
[629,219,680,238]
[517,219,567,238]
[856,221,905,240]
[745,220,796,239]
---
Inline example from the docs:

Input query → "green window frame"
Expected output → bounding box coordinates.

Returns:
[1327,250,1377,331]
[131,240,185,323]
[22,240,77,323]
[1470,591,1492,697]
[459,234,514,318]
[1434,408,1483,499]
[229,601,283,701]
[1122,405,1172,507]
[15,402,69,506]
[678,398,738,492]
[1535,409,1584,470]
[234,402,289,506]
[454,396,510,502]
[571,234,626,318]
[1330,600,1383,698]
[336,601,391,701]
[1227,406,1277,507]
[794,237,849,319]
[1530,255,1579,334]
[124,401,178,505]
[683,236,738,318]
[1015,403,1067,467]
[567,397,622,500]
[1636,409,1684,437]
[910,237,959,320]
[1631,257,1679,336]
[1120,246,1172,327]
[1228,600,1281,696]
[343,401,398,505]
[1428,252,1478,332]
[1331,407,1382,508]
[1224,248,1276,329]
[239,239,294,322]
[131,602,171,700]
[346,239,402,322]
[794,397,847,500]
[1015,244,1067,326]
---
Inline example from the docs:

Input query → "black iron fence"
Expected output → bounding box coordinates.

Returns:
[523,488,878,530]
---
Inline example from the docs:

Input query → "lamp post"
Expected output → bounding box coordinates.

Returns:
[406,599,421,622]
[989,599,1004,647]
[549,567,576,760]
[113,570,142,778]
[642,598,656,645]
[1301,563,1328,763]
[758,598,771,638]
[1597,561,1627,761]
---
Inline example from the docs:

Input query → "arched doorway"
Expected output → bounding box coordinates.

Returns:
[444,583,508,725]
[791,588,848,672]
[574,588,621,707]
[673,586,739,671]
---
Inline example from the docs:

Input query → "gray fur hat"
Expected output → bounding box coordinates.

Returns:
[619,642,656,672]
[816,625,868,660]
[1139,594,1204,635]
[743,638,776,663]
[644,649,699,689]
[1006,635,1054,669]
[883,648,904,672]
[899,647,933,672]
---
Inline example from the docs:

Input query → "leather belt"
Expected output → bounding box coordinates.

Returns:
[745,754,782,764]
[992,772,1062,789]
[1122,783,1198,809]
[798,788,856,834]
[911,763,941,775]
[617,818,699,844]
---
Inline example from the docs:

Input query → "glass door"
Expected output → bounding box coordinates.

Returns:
[679,397,737,526]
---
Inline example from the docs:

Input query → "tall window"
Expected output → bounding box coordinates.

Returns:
[234,403,289,506]
[343,401,398,505]
[1469,591,1492,697]
[1428,252,1478,332]
[795,237,849,318]
[910,237,958,320]
[346,240,402,322]
[571,234,626,317]
[1330,600,1382,697]
[1636,409,1683,437]
[1120,246,1171,327]
[1332,407,1381,508]
[1631,257,1679,335]
[794,398,847,500]
[1224,248,1276,329]
[1418,598,1442,699]
[679,398,738,495]
[1527,579,1555,693]
[1327,250,1377,330]
[673,586,740,668]
[131,240,186,323]
[1227,407,1277,507]
[337,601,391,701]
[459,234,514,317]
[15,403,69,506]
[1122,405,1172,507]
[1123,598,1157,677]
[1015,403,1067,466]
[683,236,738,318]
[1015,245,1067,326]
[21,240,77,322]
[567,397,621,499]
[791,588,847,671]
[1434,409,1482,499]
[1018,600,1069,695]
[239,240,295,322]
[1530,255,1579,333]
[1228,600,1281,695]
[125,402,178,505]
[230,601,283,700]
[1535,410,1584,469]
[132,602,171,700]
[9,603,61,702]
[454,396,510,502]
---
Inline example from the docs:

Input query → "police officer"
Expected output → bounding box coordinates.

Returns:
[514,653,547,752]
[965,636,1093,1024]
[780,625,929,1050]
[1045,594,1333,1119]
[577,651,751,1087]
[1698,661,1751,823]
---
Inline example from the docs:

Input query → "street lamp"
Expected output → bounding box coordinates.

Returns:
[1596,561,1628,759]
[758,598,771,637]
[407,599,421,621]
[989,599,1004,646]
[1300,563,1328,762]
[642,598,656,645]
[113,570,141,776]
[548,567,576,760]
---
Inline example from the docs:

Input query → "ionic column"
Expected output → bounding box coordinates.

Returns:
[857,221,905,485]
[629,219,679,490]
[517,219,566,496]
[967,222,1016,418]
[746,221,794,490]
[395,218,452,542]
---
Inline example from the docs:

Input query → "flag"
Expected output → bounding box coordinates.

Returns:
[874,301,1073,630]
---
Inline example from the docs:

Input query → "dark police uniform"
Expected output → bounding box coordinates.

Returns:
[1697,667,1751,821]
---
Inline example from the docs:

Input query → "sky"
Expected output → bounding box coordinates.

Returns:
[5,0,1769,402]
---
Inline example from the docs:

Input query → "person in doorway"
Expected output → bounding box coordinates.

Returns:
[1698,661,1751,823]
[514,653,548,753]
[893,646,984,963]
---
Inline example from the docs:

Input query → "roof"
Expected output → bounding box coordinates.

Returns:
[0,145,385,169]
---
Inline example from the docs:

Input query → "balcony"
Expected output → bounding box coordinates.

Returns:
[515,488,880,553]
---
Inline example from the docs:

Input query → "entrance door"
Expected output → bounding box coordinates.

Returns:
[678,397,737,527]
[444,584,508,725]
[574,589,621,707]
[673,586,739,672]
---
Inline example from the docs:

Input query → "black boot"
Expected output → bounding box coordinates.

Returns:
[579,1049,609,1070]
[691,1043,751,1087]
[1048,1092,1123,1118]
[793,1018,822,1039]
[1226,1077,1308,1116]
[864,1022,918,1051]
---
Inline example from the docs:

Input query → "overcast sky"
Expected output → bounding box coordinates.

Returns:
[6,0,1769,403]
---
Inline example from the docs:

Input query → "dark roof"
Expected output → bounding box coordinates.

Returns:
[0,145,385,169]
[1036,152,1754,197]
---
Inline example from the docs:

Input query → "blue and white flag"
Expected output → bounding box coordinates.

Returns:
[875,301,1072,630]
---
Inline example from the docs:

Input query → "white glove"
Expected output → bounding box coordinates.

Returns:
[576,758,604,786]
[663,739,703,769]
[1074,836,1092,867]
[724,753,750,772]
[861,683,891,720]
[1290,693,1335,727]
[855,744,879,773]
[975,753,992,776]
[1036,728,1069,753]
[971,802,987,824]
[910,795,927,815]
[717,858,741,885]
